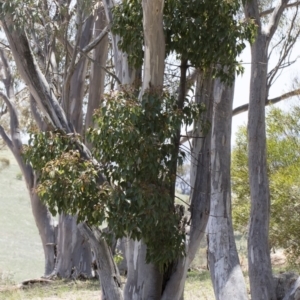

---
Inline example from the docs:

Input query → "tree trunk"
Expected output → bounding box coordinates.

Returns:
[207,78,247,300]
[161,72,213,300]
[141,0,165,93]
[78,223,123,300]
[0,49,57,277]
[85,5,109,131]
[247,31,276,300]
[53,214,92,278]
[243,0,289,297]
[66,15,94,134]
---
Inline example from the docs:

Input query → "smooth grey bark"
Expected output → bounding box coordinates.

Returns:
[65,15,94,134]
[85,5,109,131]
[141,0,165,93]
[1,15,70,132]
[1,11,101,280]
[124,2,166,300]
[243,1,289,299]
[0,50,56,276]
[207,78,247,300]
[53,214,92,278]
[103,0,123,84]
[161,73,213,300]
[78,223,123,300]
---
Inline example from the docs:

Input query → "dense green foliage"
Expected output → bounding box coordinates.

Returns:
[112,0,255,81]
[232,106,300,264]
[24,90,203,268]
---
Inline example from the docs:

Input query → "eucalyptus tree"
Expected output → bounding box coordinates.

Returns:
[0,0,253,299]
[242,1,300,298]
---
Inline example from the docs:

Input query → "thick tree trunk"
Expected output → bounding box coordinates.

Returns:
[207,78,247,300]
[124,2,166,299]
[53,214,92,278]
[141,0,165,93]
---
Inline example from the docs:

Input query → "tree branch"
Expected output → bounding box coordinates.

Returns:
[180,89,300,144]
[0,124,13,150]
[232,89,300,116]
[1,14,70,132]
[81,23,111,54]
[265,0,290,39]
[260,0,300,17]
[77,48,121,85]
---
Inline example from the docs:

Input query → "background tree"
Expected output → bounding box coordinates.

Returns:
[232,105,300,264]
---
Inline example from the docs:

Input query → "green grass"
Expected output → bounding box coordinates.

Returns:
[0,148,295,299]
[0,149,44,283]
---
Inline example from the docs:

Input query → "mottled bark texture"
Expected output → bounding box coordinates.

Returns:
[243,0,290,298]
[207,78,247,300]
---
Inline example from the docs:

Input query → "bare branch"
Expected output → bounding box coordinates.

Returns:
[30,94,47,131]
[232,88,300,116]
[265,0,290,39]
[267,7,300,88]
[78,48,121,85]
[260,0,300,17]
[81,24,111,54]
[1,14,70,131]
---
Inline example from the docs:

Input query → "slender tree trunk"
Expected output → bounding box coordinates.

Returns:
[85,5,109,131]
[207,78,247,300]
[141,0,165,93]
[247,32,275,300]
[161,72,213,300]
[243,0,289,297]
[0,49,57,277]
[67,15,94,134]
[78,224,123,300]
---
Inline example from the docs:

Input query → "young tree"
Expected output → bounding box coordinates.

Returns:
[242,1,300,298]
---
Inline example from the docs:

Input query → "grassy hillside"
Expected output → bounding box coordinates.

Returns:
[0,149,44,283]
